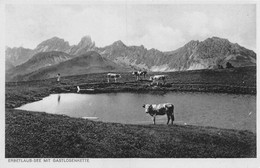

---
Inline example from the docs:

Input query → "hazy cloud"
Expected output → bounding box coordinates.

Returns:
[5,4,256,51]
[182,11,210,37]
[138,24,185,51]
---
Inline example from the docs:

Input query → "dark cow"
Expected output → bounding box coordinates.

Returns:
[107,73,121,83]
[142,103,174,125]
[132,70,147,81]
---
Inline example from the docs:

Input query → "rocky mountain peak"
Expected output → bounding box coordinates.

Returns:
[68,35,95,55]
[35,37,71,53]
[49,36,64,41]
[77,35,95,48]
[203,36,230,45]
[38,37,67,46]
[140,45,145,49]
[112,40,126,47]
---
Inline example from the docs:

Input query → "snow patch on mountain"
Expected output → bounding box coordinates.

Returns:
[187,63,207,70]
[150,65,171,71]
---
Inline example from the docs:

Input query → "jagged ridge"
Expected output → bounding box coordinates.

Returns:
[6,36,256,81]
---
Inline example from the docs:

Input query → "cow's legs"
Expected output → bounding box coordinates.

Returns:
[171,114,174,125]
[115,78,117,83]
[153,116,156,125]
[107,78,110,83]
[167,115,170,125]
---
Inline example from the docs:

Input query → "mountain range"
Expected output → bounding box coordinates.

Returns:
[6,36,256,81]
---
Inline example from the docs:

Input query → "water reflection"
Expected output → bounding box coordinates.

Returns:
[57,94,61,104]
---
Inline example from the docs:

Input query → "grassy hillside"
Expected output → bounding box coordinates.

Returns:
[6,109,255,158]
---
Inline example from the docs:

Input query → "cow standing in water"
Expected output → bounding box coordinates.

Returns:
[142,103,174,125]
[107,73,121,83]
[132,70,147,81]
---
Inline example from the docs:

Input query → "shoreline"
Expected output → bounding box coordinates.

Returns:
[6,81,256,109]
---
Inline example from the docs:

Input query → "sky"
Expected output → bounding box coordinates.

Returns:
[5,3,256,51]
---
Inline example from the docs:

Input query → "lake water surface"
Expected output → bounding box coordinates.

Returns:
[16,92,256,132]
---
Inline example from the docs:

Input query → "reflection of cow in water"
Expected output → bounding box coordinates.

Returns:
[107,73,121,83]
[132,71,147,81]
[143,103,174,125]
[149,75,167,85]
[57,94,61,104]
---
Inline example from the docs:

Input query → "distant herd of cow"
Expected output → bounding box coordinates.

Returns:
[107,70,167,85]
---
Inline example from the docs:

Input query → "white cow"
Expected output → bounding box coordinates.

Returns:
[143,103,174,125]
[132,70,147,81]
[149,75,166,85]
[107,73,121,83]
